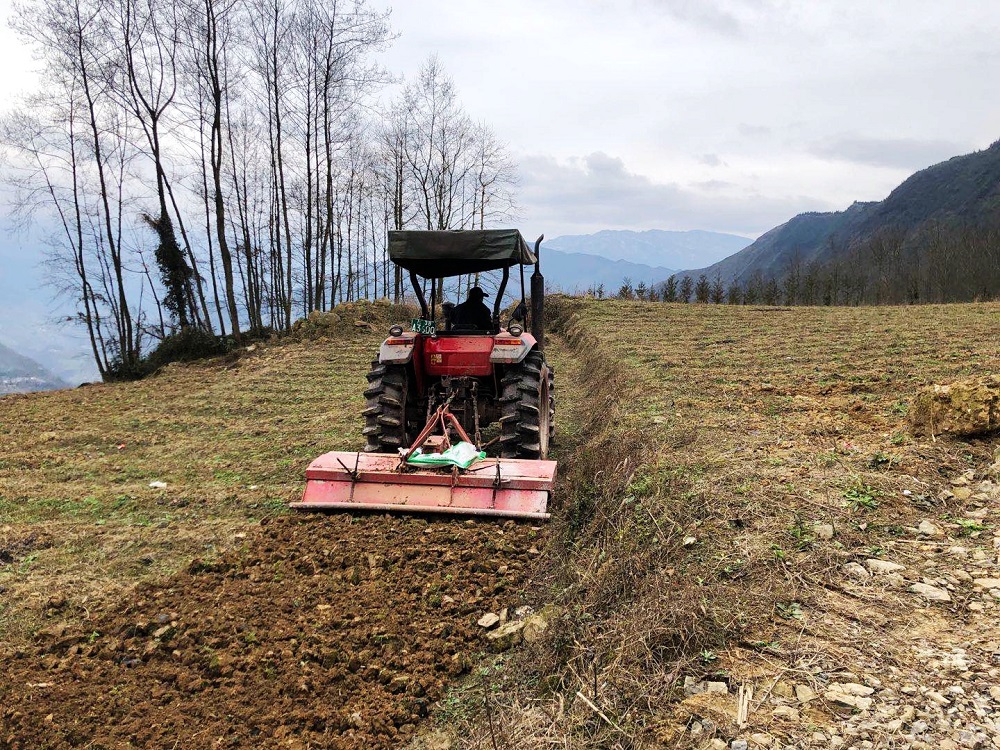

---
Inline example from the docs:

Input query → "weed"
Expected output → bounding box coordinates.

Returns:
[775,601,803,620]
[868,452,895,470]
[789,520,815,550]
[955,518,988,536]
[844,482,880,511]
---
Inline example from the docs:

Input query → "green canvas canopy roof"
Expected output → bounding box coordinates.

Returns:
[388,230,537,278]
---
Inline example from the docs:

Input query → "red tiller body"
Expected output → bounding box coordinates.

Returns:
[422,335,496,377]
[295,451,556,520]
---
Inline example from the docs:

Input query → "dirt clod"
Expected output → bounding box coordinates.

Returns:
[0,514,541,749]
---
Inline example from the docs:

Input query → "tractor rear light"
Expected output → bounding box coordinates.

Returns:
[494,339,523,346]
[386,338,412,346]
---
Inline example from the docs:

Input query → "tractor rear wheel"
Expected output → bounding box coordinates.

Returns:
[499,349,554,460]
[362,361,416,453]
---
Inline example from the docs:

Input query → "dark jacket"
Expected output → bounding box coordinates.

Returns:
[451,299,493,331]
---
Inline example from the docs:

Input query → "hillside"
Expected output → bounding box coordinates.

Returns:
[2,300,1000,748]
[0,340,68,395]
[686,140,1000,285]
[546,229,750,270]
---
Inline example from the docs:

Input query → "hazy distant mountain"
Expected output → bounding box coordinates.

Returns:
[544,229,751,270]
[0,340,69,395]
[684,140,1000,285]
[0,238,100,385]
[542,248,675,294]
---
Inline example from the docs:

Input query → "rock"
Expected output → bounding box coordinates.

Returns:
[149,481,168,489]
[828,682,875,697]
[772,681,794,699]
[683,676,704,696]
[926,690,950,705]
[989,686,1000,702]
[974,578,1000,589]
[521,614,549,644]
[843,562,871,580]
[795,684,818,703]
[909,582,952,602]
[731,741,749,750]
[824,691,873,710]
[415,729,455,750]
[705,681,729,694]
[918,520,946,537]
[707,741,727,750]
[814,523,835,540]
[477,613,500,629]
[683,536,697,546]
[486,620,524,651]
[749,733,773,747]
[909,377,1000,437]
[866,558,906,574]
[772,706,800,721]
[912,720,928,734]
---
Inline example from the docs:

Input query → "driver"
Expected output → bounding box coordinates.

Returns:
[450,286,493,331]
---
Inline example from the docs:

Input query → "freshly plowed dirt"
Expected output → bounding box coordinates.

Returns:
[0,513,544,749]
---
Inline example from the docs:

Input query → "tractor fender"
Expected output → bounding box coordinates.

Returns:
[379,331,418,365]
[490,332,537,365]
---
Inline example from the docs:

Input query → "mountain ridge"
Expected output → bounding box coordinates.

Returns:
[683,141,1000,285]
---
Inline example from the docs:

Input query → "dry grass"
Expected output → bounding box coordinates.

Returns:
[455,299,1000,749]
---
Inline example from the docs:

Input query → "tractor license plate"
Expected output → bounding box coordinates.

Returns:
[411,318,436,335]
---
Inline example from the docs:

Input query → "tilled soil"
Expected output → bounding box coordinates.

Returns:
[0,513,544,749]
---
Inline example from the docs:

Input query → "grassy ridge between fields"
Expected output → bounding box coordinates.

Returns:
[453,298,999,749]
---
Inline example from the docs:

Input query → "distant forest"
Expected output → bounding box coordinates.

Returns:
[3,0,516,378]
[599,219,1000,306]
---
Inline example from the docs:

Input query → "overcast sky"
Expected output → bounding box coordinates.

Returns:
[373,0,1000,240]
[1,0,999,242]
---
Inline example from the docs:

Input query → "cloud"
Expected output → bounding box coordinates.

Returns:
[810,136,973,170]
[738,123,772,137]
[698,153,726,167]
[690,179,736,191]
[517,152,832,238]
[646,0,743,34]
[639,0,774,35]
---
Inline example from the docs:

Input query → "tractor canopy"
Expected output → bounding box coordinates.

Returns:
[389,229,537,278]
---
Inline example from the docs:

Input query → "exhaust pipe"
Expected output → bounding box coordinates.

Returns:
[530,235,545,351]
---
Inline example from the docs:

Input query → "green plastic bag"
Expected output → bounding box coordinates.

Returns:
[406,441,486,470]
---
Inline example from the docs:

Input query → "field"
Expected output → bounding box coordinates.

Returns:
[2,299,1000,749]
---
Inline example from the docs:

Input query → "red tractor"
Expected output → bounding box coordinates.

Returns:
[296,230,557,520]
[363,229,554,460]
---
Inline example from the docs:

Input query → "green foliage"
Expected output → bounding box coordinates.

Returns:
[843,481,880,511]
